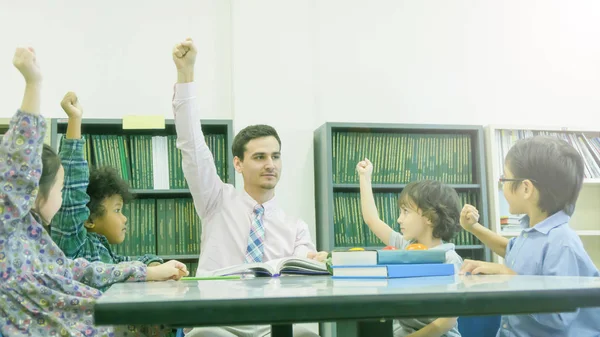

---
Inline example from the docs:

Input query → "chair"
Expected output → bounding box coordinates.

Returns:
[458,315,501,337]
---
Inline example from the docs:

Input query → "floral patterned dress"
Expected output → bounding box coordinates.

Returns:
[0,111,166,337]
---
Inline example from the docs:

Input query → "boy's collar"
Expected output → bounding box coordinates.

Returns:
[522,211,570,235]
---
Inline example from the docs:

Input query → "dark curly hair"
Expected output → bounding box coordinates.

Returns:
[398,180,461,242]
[87,166,133,220]
[232,125,281,160]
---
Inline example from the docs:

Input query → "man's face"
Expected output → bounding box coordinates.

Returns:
[234,136,282,190]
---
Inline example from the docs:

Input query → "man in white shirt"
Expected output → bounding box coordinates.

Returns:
[173,38,325,337]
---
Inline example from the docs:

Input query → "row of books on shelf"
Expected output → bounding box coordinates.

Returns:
[57,133,229,189]
[333,191,481,248]
[496,130,600,178]
[332,132,473,184]
[109,198,201,257]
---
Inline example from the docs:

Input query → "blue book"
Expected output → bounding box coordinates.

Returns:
[377,250,445,265]
[331,263,455,279]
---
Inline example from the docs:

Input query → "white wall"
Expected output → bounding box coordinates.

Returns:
[313,0,600,127]
[3,0,600,249]
[0,0,231,120]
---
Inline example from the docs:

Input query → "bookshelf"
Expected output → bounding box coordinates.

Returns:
[50,118,235,270]
[484,125,600,267]
[314,122,491,337]
[314,122,491,262]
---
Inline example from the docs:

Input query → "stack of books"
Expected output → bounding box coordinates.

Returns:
[330,249,455,279]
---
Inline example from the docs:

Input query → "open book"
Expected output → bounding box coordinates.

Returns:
[206,257,330,277]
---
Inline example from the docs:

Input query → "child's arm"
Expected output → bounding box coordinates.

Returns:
[51,93,91,257]
[112,253,163,266]
[14,47,42,116]
[357,158,393,246]
[407,317,458,337]
[0,48,45,224]
[460,204,510,257]
[70,258,188,289]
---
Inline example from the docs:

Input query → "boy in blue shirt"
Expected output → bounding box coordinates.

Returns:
[459,135,600,337]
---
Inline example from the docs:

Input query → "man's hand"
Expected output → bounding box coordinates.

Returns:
[147,260,189,281]
[460,259,517,275]
[460,204,480,232]
[148,262,161,267]
[356,158,374,180]
[307,251,328,262]
[60,92,83,119]
[173,38,197,83]
[13,47,42,84]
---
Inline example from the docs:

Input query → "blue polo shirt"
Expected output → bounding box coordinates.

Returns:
[497,211,600,337]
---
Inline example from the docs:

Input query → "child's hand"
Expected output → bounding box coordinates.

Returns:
[307,251,328,262]
[60,92,83,119]
[459,259,517,275]
[356,158,373,178]
[13,47,42,84]
[147,260,189,281]
[460,204,480,231]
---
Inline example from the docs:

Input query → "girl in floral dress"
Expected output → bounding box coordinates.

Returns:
[0,47,188,337]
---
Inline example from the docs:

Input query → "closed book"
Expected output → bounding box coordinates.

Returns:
[332,263,455,279]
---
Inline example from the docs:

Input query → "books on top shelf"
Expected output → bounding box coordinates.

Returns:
[330,249,455,279]
[201,257,330,277]
[332,132,473,184]
[56,133,228,189]
[495,130,600,179]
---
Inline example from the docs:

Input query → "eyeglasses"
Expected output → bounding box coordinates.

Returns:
[498,175,537,186]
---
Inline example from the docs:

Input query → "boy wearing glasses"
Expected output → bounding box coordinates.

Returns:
[459,135,599,337]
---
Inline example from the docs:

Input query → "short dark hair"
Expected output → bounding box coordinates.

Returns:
[86,166,133,220]
[231,125,281,160]
[39,144,61,201]
[398,180,461,241]
[505,135,584,216]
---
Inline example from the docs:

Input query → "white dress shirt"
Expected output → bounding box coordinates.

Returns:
[173,82,316,274]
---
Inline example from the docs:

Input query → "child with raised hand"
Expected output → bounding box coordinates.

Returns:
[357,158,462,337]
[459,136,600,336]
[51,91,163,268]
[0,47,188,337]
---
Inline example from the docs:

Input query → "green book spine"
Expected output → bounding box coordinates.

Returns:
[166,199,176,255]
[156,199,167,255]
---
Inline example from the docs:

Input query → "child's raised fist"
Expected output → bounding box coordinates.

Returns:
[460,204,480,231]
[356,158,373,177]
[60,92,83,119]
[13,47,41,83]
